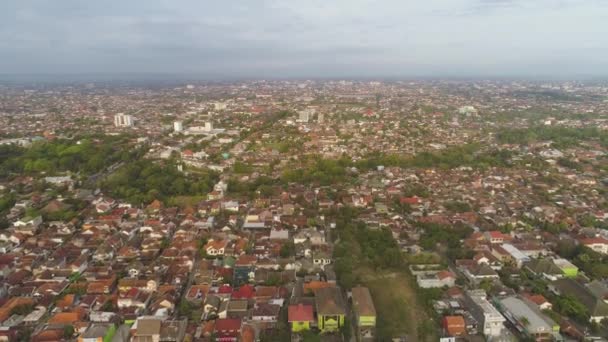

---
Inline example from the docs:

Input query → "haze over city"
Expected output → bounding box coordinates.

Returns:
[2,0,608,79]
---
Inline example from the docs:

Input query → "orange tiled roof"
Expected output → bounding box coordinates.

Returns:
[48,308,84,324]
[56,294,76,309]
[0,297,35,322]
[303,281,334,294]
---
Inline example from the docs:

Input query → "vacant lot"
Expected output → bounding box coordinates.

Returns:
[357,268,437,342]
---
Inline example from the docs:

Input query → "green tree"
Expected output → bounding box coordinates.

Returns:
[417,320,436,341]
[341,318,352,341]
[279,242,295,258]
[11,304,33,316]
[178,299,194,317]
[63,325,74,339]
[479,279,493,292]
[302,331,321,342]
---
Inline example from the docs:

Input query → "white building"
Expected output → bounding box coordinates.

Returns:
[416,271,456,288]
[580,237,608,254]
[298,108,315,123]
[184,122,226,136]
[317,112,324,124]
[458,106,478,116]
[499,296,558,339]
[0,138,32,147]
[465,290,506,338]
[214,102,227,110]
[500,243,530,268]
[114,113,134,127]
[293,229,326,245]
[173,121,183,132]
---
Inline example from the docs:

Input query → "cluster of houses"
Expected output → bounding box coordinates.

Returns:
[1,154,608,341]
[411,228,608,341]
[2,79,608,342]
[0,175,383,342]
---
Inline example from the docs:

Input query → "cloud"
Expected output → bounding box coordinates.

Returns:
[0,0,607,78]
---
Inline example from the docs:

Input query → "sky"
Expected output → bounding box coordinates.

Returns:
[1,0,608,79]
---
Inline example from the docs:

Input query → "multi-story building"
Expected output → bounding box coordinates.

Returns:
[173,121,183,132]
[464,290,506,338]
[114,113,134,127]
[298,108,315,123]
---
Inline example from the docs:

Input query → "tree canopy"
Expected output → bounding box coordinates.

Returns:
[101,160,218,205]
[0,135,140,179]
[496,126,608,148]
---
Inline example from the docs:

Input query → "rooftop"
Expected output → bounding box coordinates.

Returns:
[352,286,376,317]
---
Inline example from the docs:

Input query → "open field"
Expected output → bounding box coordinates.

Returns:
[356,268,438,342]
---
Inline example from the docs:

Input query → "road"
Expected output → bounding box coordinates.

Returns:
[84,161,124,188]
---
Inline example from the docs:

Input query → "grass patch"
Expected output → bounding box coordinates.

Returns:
[356,269,438,342]
[167,195,206,208]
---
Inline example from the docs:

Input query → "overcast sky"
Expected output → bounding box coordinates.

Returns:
[1,0,608,79]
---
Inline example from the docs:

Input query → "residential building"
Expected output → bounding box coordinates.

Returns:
[443,315,466,337]
[352,286,377,341]
[464,290,506,338]
[499,244,530,268]
[416,271,456,288]
[288,304,315,332]
[550,278,608,323]
[580,237,608,255]
[78,323,116,342]
[315,287,346,333]
[132,318,161,342]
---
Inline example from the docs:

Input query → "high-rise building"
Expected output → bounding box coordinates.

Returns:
[214,102,227,110]
[204,121,213,131]
[114,113,134,127]
[298,108,315,123]
[174,121,183,132]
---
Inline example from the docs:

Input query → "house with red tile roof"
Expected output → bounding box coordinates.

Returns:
[303,281,334,295]
[400,196,420,205]
[56,294,76,310]
[232,284,255,300]
[214,318,242,341]
[443,315,466,336]
[523,293,553,310]
[484,231,512,244]
[185,284,210,303]
[48,308,85,324]
[0,297,34,323]
[288,304,314,332]
[205,239,229,256]
[254,286,281,303]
